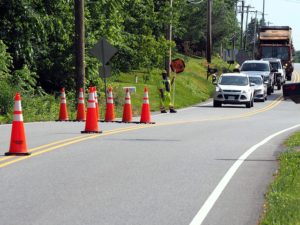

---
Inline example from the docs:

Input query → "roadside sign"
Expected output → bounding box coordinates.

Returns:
[90,37,118,65]
[90,37,118,104]
[283,83,300,103]
[170,58,185,73]
[123,87,136,93]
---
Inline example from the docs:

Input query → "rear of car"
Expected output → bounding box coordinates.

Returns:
[213,73,254,108]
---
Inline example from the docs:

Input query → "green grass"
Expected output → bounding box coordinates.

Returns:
[260,132,300,225]
[0,54,232,123]
[97,55,226,119]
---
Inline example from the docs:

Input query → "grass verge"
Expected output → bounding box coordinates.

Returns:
[1,54,231,123]
[260,131,300,225]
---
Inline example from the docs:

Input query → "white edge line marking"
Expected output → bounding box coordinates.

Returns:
[189,123,300,225]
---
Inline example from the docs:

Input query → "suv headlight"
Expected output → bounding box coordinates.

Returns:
[216,87,222,92]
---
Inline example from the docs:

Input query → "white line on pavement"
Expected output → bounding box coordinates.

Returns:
[189,123,300,225]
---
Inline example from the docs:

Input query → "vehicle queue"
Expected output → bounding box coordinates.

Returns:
[213,58,287,108]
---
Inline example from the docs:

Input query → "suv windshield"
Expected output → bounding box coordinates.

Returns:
[241,63,269,72]
[270,62,281,70]
[219,76,249,86]
[249,76,263,85]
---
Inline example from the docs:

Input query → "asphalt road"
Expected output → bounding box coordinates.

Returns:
[1,64,300,225]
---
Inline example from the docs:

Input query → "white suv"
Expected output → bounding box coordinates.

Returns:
[213,73,254,108]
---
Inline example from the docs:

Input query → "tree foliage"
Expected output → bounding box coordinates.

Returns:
[0,0,239,93]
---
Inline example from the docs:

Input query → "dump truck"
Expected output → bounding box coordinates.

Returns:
[258,26,294,80]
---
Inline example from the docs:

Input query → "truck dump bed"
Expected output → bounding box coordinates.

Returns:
[259,26,292,41]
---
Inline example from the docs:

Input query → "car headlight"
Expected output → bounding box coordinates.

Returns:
[216,87,222,92]
[242,90,247,94]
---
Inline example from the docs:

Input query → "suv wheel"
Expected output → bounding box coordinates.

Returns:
[213,100,221,107]
[250,98,254,107]
[246,101,251,108]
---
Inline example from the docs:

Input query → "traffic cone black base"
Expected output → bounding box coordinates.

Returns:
[138,122,156,124]
[81,130,103,134]
[5,152,31,156]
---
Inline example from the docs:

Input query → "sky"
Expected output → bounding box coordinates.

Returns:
[243,0,300,50]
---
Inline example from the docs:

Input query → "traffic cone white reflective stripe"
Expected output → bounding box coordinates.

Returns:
[13,99,23,122]
[60,91,67,104]
[125,90,131,104]
[88,91,96,108]
[78,91,84,104]
[143,91,149,104]
[107,89,114,104]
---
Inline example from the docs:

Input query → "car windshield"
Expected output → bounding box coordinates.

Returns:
[219,76,249,86]
[249,76,263,85]
[241,63,269,71]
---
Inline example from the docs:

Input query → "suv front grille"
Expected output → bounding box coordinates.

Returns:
[224,94,239,100]
[223,90,241,93]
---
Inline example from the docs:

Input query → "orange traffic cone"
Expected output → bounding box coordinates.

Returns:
[94,87,100,121]
[58,88,69,121]
[76,88,86,121]
[5,93,30,156]
[105,87,115,122]
[122,88,132,122]
[140,87,152,123]
[81,87,102,133]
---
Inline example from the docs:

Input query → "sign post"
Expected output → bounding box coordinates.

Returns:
[170,58,185,107]
[90,37,118,103]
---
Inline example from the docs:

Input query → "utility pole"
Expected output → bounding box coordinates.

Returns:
[252,10,258,59]
[243,5,249,50]
[240,0,244,50]
[207,0,212,63]
[74,0,85,94]
[262,0,265,26]
[165,0,173,76]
